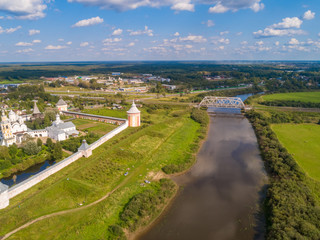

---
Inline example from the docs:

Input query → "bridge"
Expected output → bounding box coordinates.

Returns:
[199,96,246,109]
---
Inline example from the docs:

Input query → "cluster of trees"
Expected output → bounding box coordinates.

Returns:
[0,138,63,177]
[260,99,320,108]
[60,133,99,153]
[117,179,176,233]
[26,110,57,130]
[246,110,320,239]
[190,108,209,126]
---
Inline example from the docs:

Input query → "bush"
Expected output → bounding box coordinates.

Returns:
[23,141,41,155]
[190,108,209,126]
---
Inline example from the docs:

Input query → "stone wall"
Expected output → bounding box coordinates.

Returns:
[0,119,128,208]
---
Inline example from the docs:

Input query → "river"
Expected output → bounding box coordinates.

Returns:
[138,94,267,240]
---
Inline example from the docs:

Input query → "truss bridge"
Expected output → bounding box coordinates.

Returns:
[199,96,246,109]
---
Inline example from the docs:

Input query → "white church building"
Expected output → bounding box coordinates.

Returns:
[0,100,78,146]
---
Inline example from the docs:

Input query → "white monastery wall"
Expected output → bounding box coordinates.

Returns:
[1,119,128,208]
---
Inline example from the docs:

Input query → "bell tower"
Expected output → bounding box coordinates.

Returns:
[0,110,15,146]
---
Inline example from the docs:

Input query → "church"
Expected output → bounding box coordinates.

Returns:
[0,99,78,146]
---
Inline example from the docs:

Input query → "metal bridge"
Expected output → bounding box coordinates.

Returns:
[199,96,246,109]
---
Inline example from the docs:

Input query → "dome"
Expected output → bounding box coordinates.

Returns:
[127,101,140,114]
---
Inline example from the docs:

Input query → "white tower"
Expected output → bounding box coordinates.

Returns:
[127,101,141,127]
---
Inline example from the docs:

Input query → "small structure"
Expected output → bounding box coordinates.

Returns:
[127,101,141,127]
[0,182,9,209]
[56,98,68,112]
[32,101,44,120]
[78,139,92,158]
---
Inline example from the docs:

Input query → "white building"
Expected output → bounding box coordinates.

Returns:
[0,110,28,146]
[56,98,68,112]
[46,114,79,141]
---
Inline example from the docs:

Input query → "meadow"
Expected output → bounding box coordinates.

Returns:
[271,123,320,181]
[0,105,204,239]
[72,118,117,135]
[263,91,320,103]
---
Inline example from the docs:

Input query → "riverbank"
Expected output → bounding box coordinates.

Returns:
[0,105,206,239]
[245,110,320,239]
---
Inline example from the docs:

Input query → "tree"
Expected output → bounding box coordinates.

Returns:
[46,138,54,150]
[52,142,63,160]
[23,141,41,155]
[37,138,42,147]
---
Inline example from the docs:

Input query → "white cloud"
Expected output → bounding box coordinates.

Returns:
[128,42,135,47]
[289,38,299,45]
[174,32,180,36]
[128,26,153,37]
[256,40,264,45]
[16,39,41,46]
[271,17,303,29]
[0,0,47,19]
[179,35,207,43]
[171,2,194,12]
[254,28,306,38]
[29,29,40,36]
[80,42,89,47]
[202,20,215,27]
[241,41,248,45]
[220,31,229,35]
[254,16,306,38]
[103,38,122,45]
[58,38,64,42]
[275,41,280,46]
[303,10,315,20]
[45,45,67,50]
[66,41,72,45]
[16,42,33,46]
[72,16,104,27]
[209,3,229,13]
[250,2,264,12]
[0,26,21,34]
[16,48,34,53]
[112,28,123,36]
[209,0,265,14]
[68,0,265,13]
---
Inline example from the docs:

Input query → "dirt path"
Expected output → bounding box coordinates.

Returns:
[0,177,130,240]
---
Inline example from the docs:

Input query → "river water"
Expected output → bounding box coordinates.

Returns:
[138,95,267,240]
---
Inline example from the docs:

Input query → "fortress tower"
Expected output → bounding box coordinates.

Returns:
[127,101,140,127]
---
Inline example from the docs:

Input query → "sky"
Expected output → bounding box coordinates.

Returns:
[0,0,319,62]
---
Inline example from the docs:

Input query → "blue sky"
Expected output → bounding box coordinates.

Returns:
[0,0,319,61]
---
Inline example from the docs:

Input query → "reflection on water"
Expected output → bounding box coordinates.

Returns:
[139,113,267,240]
[0,160,55,187]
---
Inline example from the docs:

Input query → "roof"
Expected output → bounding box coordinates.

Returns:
[78,140,90,151]
[0,182,9,193]
[57,122,75,130]
[56,98,67,106]
[127,101,140,114]
[33,102,41,115]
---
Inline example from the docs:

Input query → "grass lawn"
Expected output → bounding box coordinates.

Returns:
[0,106,204,239]
[263,91,320,103]
[72,118,117,135]
[82,108,128,119]
[271,123,320,181]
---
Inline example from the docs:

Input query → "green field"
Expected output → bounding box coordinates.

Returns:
[72,118,117,135]
[272,123,320,181]
[0,106,204,239]
[263,91,320,103]
[83,108,128,118]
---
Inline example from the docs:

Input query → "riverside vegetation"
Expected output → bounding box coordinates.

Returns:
[245,109,320,239]
[0,103,208,240]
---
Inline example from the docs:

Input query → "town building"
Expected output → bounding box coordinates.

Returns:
[127,101,141,127]
[56,98,68,112]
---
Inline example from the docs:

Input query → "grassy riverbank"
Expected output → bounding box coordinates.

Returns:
[0,105,207,239]
[246,110,320,239]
